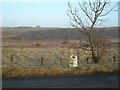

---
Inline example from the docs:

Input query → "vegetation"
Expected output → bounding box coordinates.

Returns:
[67,0,117,63]
[3,64,119,78]
[2,47,119,78]
[1,1,119,78]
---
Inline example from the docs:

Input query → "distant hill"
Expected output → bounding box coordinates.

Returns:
[2,27,118,41]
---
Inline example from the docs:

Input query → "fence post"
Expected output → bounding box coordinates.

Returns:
[113,56,116,63]
[10,55,14,61]
[86,57,89,64]
[40,58,43,66]
[60,58,62,66]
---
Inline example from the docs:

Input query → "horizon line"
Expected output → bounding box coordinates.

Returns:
[0,25,119,28]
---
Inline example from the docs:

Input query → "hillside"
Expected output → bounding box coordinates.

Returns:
[2,27,118,41]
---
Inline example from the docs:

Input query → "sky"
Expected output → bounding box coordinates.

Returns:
[1,1,119,28]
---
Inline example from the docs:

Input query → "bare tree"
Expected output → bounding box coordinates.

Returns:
[67,0,117,63]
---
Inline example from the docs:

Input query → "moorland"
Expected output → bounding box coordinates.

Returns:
[2,27,119,78]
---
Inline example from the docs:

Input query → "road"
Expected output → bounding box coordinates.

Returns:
[2,74,119,88]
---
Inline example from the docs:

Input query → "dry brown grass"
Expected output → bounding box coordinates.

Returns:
[2,47,119,78]
[2,67,66,78]
[2,64,119,78]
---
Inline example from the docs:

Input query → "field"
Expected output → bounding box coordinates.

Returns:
[2,27,119,78]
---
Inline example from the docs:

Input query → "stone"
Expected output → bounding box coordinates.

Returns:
[69,55,78,67]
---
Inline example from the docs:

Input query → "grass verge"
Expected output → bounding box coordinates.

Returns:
[2,63,119,78]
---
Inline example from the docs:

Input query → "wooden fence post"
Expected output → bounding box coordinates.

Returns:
[40,58,43,66]
[60,58,62,66]
[10,55,14,61]
[113,56,116,63]
[86,57,89,64]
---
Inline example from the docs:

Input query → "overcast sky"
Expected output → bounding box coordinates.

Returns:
[1,1,118,27]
